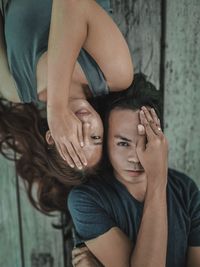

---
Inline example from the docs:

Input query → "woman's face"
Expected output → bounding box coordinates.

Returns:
[69,99,104,168]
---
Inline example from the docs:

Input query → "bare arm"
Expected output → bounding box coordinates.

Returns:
[85,188,167,267]
[130,185,167,267]
[0,12,19,102]
[47,0,133,107]
[187,247,200,267]
[47,0,133,168]
[85,108,168,267]
[72,246,105,267]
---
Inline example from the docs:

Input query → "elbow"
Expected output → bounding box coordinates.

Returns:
[108,62,134,92]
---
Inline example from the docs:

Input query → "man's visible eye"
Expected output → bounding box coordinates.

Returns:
[91,135,101,140]
[117,141,129,147]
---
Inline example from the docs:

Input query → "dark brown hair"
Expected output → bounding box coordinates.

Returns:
[0,98,98,215]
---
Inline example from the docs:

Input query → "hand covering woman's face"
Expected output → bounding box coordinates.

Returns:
[70,99,103,168]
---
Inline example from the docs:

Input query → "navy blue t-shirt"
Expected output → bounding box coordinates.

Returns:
[68,169,200,267]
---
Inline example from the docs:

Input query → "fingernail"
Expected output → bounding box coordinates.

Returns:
[140,110,144,115]
[138,124,145,133]
[80,142,84,147]
[70,164,75,168]
[78,165,83,170]
[84,162,87,166]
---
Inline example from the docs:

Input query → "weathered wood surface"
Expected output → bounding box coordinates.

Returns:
[19,178,65,267]
[0,1,200,267]
[164,0,200,185]
[111,0,161,88]
[0,155,22,267]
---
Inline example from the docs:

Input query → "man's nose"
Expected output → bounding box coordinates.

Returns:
[83,122,91,145]
[127,148,140,163]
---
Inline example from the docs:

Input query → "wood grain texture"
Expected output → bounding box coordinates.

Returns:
[164,0,200,185]
[0,155,22,267]
[111,0,161,87]
[18,179,65,267]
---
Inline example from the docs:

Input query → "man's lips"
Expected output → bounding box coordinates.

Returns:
[125,170,144,177]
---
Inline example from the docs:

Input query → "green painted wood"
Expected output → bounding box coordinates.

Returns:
[0,155,22,267]
[18,178,65,267]
[164,0,200,186]
[111,0,161,87]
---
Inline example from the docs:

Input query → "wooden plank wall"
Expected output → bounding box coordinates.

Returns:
[0,154,65,267]
[111,0,161,88]
[0,155,22,267]
[112,0,200,186]
[0,0,199,267]
[164,0,200,183]
[19,180,65,267]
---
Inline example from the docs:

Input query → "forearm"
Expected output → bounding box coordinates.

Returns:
[47,0,88,107]
[130,181,168,267]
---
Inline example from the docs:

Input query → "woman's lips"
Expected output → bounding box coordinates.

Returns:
[75,109,91,122]
[75,109,91,120]
[75,109,91,116]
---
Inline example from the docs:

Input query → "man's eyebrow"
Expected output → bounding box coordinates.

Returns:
[114,135,132,142]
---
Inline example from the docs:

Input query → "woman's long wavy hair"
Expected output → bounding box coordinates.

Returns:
[0,99,98,216]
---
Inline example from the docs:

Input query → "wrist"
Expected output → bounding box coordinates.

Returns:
[145,185,167,205]
[47,93,69,110]
[47,102,68,111]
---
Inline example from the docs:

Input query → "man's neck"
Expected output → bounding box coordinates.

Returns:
[115,173,148,203]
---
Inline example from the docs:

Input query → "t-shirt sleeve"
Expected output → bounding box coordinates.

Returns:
[188,180,200,246]
[67,187,116,244]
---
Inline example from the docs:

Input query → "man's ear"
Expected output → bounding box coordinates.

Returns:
[45,130,55,145]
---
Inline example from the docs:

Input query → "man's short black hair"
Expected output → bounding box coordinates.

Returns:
[106,73,162,123]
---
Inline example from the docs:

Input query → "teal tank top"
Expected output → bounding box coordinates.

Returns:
[1,0,111,103]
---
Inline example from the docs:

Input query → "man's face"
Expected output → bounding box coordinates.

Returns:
[107,108,145,184]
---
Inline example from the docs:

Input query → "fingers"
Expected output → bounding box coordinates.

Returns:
[72,247,89,258]
[65,141,84,170]
[72,247,90,267]
[56,142,75,168]
[72,252,88,266]
[73,142,87,168]
[140,107,163,139]
[83,122,90,146]
[56,140,85,169]
[136,124,146,156]
[140,109,155,142]
[78,121,84,148]
[150,108,160,127]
